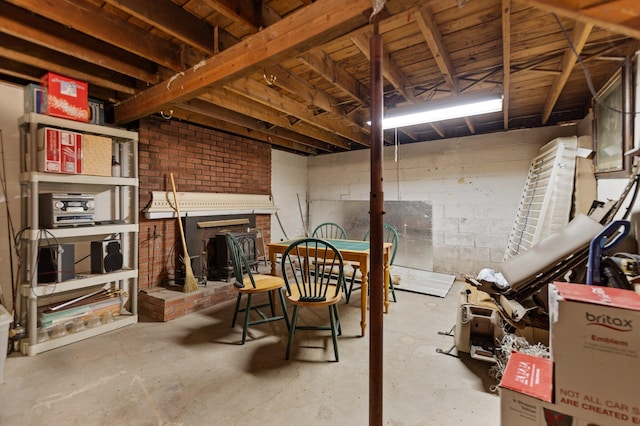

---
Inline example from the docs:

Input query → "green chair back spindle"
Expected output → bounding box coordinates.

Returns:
[311,222,347,240]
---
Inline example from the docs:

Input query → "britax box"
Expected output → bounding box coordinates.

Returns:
[500,352,596,426]
[549,282,640,426]
[41,72,89,122]
[37,127,82,174]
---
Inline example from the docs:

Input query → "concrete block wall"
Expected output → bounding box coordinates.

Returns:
[307,126,579,279]
[270,150,308,241]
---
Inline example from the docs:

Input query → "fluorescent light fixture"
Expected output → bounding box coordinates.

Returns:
[370,94,503,129]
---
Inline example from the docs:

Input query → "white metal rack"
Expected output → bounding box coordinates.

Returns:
[18,113,139,356]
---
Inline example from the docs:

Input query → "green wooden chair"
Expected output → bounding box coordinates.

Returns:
[311,222,347,239]
[226,233,290,345]
[345,223,399,304]
[281,238,345,362]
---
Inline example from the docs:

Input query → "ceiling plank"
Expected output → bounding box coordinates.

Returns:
[170,106,318,155]
[502,0,511,129]
[201,88,355,149]
[226,77,365,147]
[201,0,260,34]
[525,0,640,39]
[542,21,592,124]
[114,0,384,124]
[103,0,216,55]
[5,0,184,71]
[0,2,159,84]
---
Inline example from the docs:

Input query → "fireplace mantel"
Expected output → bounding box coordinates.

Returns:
[144,191,277,219]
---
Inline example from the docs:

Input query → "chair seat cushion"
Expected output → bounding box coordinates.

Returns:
[238,274,285,293]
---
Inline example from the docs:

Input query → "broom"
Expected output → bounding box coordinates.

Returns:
[169,173,199,293]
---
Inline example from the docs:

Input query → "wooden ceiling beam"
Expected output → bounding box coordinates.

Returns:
[416,6,458,94]
[5,0,184,71]
[114,0,386,124]
[103,0,216,55]
[415,5,476,136]
[542,21,593,124]
[0,2,159,84]
[300,50,370,107]
[502,0,511,130]
[263,65,348,118]
[226,77,365,147]
[179,99,334,152]
[170,106,318,156]
[352,31,418,103]
[0,34,137,94]
[0,57,44,82]
[202,0,260,34]
[525,0,640,39]
[429,122,446,138]
[201,88,356,150]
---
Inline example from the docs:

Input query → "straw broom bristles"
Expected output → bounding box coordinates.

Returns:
[169,173,199,293]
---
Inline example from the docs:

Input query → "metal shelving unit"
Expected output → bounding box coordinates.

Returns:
[18,113,139,356]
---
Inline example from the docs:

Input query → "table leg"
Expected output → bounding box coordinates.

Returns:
[269,249,277,276]
[384,253,390,314]
[360,258,368,337]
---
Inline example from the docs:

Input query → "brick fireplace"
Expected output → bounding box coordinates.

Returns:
[136,117,275,321]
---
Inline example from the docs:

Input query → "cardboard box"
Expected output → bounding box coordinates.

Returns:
[550,282,640,426]
[24,83,43,113]
[499,352,593,425]
[41,72,89,122]
[88,98,105,125]
[82,134,111,176]
[38,127,83,174]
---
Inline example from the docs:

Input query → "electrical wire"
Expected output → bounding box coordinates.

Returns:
[552,13,634,116]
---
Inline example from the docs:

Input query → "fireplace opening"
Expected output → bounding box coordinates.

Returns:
[205,231,258,281]
[180,214,258,283]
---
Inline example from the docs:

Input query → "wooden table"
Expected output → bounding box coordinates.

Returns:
[268,238,391,337]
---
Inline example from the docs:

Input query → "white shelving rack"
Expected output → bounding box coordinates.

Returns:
[18,113,139,356]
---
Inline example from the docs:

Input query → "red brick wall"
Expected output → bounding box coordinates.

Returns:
[136,117,272,291]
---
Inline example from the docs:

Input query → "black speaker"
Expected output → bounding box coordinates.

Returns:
[37,244,75,283]
[91,240,123,273]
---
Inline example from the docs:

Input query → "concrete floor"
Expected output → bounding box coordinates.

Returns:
[0,280,500,425]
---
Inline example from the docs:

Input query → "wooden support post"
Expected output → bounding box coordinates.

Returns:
[369,21,384,426]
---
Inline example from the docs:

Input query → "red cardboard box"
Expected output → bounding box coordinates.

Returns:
[38,127,82,174]
[500,352,593,425]
[41,72,89,122]
[550,282,640,426]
